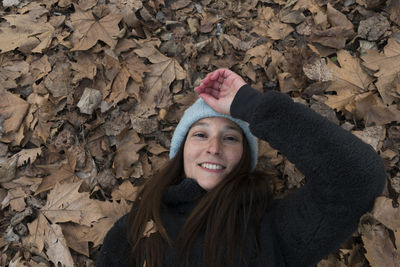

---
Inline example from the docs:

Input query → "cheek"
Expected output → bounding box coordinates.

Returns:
[228,146,243,166]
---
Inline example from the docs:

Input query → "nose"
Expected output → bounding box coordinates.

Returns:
[207,137,221,155]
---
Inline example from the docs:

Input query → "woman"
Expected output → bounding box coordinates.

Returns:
[96,69,386,267]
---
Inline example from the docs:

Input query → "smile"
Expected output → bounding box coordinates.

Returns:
[199,163,225,170]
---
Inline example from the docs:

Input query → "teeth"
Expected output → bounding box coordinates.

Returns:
[200,163,224,170]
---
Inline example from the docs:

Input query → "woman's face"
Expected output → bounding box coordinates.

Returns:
[183,117,244,191]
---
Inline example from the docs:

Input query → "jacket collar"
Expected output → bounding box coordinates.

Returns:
[162,178,206,212]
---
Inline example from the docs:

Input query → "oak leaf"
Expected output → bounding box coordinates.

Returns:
[362,38,400,105]
[70,8,122,51]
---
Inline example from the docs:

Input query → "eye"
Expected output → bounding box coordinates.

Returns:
[224,136,238,142]
[193,132,207,138]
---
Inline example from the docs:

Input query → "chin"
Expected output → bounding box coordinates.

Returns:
[197,178,221,191]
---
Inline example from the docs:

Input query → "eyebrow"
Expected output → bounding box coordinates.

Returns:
[191,122,242,133]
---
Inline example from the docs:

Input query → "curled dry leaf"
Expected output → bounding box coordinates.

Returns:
[143,219,158,238]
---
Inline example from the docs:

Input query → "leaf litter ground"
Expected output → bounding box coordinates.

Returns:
[0,0,400,266]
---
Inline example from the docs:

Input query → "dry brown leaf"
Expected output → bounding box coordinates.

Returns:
[372,196,400,230]
[43,61,72,98]
[70,8,122,51]
[352,126,385,151]
[70,53,97,84]
[0,14,55,54]
[251,7,274,37]
[15,147,42,167]
[1,186,26,211]
[325,50,373,111]
[143,219,158,237]
[26,93,55,145]
[111,180,138,201]
[41,181,104,226]
[106,53,149,105]
[388,0,400,25]
[113,129,146,178]
[326,3,353,30]
[61,223,90,257]
[362,38,400,105]
[35,163,79,195]
[353,92,400,126]
[267,21,294,40]
[303,58,332,82]
[360,221,400,267]
[0,91,29,135]
[135,45,185,108]
[30,55,52,82]
[147,140,168,155]
[80,199,131,247]
[23,213,75,267]
[293,0,321,13]
[0,58,30,90]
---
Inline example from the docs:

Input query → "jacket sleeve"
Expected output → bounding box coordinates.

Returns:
[230,85,386,266]
[95,214,133,267]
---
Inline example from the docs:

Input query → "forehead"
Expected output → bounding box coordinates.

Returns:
[190,117,241,131]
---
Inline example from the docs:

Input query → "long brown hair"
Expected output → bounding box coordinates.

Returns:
[127,137,274,267]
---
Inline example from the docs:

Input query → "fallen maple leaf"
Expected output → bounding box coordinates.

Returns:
[70,7,122,51]
[23,213,75,267]
[362,38,400,105]
[325,50,373,111]
[41,181,104,226]
[35,163,79,195]
[134,45,186,108]
[106,53,150,105]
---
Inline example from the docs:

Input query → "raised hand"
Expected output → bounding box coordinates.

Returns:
[194,68,246,115]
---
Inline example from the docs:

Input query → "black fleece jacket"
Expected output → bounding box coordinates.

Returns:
[96,85,386,267]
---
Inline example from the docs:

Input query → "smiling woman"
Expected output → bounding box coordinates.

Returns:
[183,117,244,191]
[96,68,386,267]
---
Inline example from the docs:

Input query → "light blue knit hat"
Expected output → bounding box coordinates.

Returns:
[169,98,258,171]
